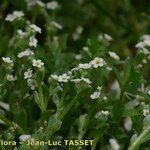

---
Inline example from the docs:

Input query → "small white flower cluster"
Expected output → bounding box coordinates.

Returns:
[143,105,149,117]
[32,59,44,68]
[24,69,33,79]
[25,0,59,11]
[24,68,37,90]
[148,90,150,96]
[23,59,44,90]
[17,49,34,58]
[27,79,38,90]
[95,110,110,119]
[109,138,120,150]
[108,51,120,61]
[2,57,13,64]
[51,74,70,83]
[98,33,113,42]
[90,86,102,99]
[28,24,41,48]
[135,34,150,51]
[17,29,26,38]
[5,11,24,22]
[136,35,150,66]
[75,54,82,60]
[51,56,112,86]
[29,36,38,47]
[72,26,83,41]
[29,24,41,33]
[78,57,106,70]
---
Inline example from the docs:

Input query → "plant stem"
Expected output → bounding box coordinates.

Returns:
[128,126,150,150]
[38,83,46,112]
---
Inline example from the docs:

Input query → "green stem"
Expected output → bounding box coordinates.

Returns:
[56,94,78,120]
[128,126,150,150]
[38,83,46,112]
[56,88,90,120]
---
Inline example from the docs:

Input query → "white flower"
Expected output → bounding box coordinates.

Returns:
[5,14,16,22]
[78,63,91,69]
[0,102,10,111]
[29,36,38,47]
[72,26,83,40]
[5,11,24,22]
[19,134,31,142]
[47,1,59,10]
[103,96,107,100]
[75,54,82,60]
[95,110,110,119]
[97,86,102,91]
[106,66,112,71]
[98,33,112,42]
[148,90,150,95]
[17,29,26,37]
[142,34,150,41]
[27,79,37,90]
[95,111,102,119]
[51,74,59,80]
[90,91,101,99]
[51,21,62,30]
[109,138,120,150]
[143,108,149,116]
[90,57,106,68]
[13,11,24,17]
[82,47,89,52]
[17,49,34,58]
[108,51,120,60]
[76,26,83,34]
[135,34,150,57]
[58,74,70,82]
[142,59,147,64]
[101,110,110,116]
[29,24,41,33]
[25,0,45,8]
[2,57,13,63]
[24,69,33,79]
[51,73,70,83]
[103,33,112,41]
[135,42,145,49]
[97,34,103,41]
[124,117,133,131]
[32,59,44,68]
[6,74,17,81]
